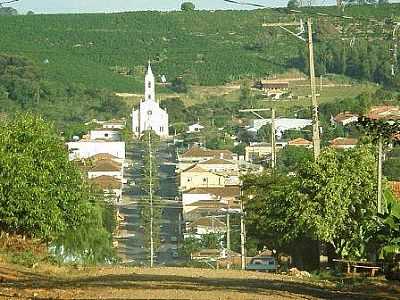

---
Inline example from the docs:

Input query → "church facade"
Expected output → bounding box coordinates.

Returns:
[132,62,169,138]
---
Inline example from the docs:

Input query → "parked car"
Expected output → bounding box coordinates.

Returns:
[246,256,278,272]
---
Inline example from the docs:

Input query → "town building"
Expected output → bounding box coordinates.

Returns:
[179,165,227,191]
[177,146,236,172]
[330,137,358,150]
[332,112,359,126]
[182,186,240,207]
[67,141,126,161]
[89,129,121,141]
[245,142,286,162]
[287,138,313,148]
[187,123,205,134]
[87,159,123,180]
[368,105,400,121]
[131,62,169,138]
[255,80,290,100]
[188,216,226,236]
[248,118,312,138]
[89,175,123,203]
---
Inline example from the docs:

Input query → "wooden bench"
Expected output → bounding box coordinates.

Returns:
[353,265,381,277]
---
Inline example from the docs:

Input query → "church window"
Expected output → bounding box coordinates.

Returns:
[147,110,152,116]
[160,126,164,132]
[136,127,139,132]
[148,94,151,100]
[148,82,151,88]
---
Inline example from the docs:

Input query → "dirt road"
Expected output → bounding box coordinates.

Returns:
[1,264,399,300]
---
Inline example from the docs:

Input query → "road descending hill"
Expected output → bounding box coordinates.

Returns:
[0,262,399,300]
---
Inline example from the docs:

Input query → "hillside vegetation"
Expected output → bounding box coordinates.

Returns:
[0,4,399,93]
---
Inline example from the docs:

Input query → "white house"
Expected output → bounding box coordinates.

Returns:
[187,123,205,134]
[67,141,125,161]
[249,118,312,138]
[102,119,126,130]
[132,62,169,138]
[332,112,359,126]
[189,217,226,235]
[89,129,121,141]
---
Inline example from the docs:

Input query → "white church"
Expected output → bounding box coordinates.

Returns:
[132,62,169,138]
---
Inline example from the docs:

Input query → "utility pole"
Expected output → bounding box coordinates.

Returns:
[377,135,383,214]
[262,19,321,160]
[226,203,231,270]
[148,126,154,268]
[240,197,246,270]
[307,17,321,160]
[271,109,276,169]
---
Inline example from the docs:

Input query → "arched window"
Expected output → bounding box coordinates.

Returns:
[148,81,151,89]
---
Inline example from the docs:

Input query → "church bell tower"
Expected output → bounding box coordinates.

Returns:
[144,61,156,102]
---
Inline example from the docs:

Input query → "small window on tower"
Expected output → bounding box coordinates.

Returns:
[148,82,151,88]
[148,94,151,100]
[147,110,152,116]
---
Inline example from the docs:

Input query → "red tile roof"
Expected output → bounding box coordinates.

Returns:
[334,112,359,123]
[198,158,235,165]
[89,175,121,190]
[89,160,122,172]
[181,146,233,160]
[182,165,209,173]
[367,106,400,121]
[288,138,313,146]
[185,186,240,198]
[330,137,358,146]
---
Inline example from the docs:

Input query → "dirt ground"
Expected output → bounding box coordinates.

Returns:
[0,263,399,300]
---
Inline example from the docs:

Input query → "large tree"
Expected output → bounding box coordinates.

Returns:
[0,114,114,263]
[244,145,380,265]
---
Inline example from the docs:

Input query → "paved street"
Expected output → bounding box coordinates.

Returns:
[116,140,183,266]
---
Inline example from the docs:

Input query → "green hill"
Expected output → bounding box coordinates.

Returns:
[1,4,398,93]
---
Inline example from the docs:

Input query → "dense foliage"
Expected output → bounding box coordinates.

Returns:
[244,145,384,266]
[0,114,114,263]
[0,54,128,134]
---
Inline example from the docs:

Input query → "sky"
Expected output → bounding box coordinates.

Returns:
[10,0,341,14]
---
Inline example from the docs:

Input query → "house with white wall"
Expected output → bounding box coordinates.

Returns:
[89,129,121,141]
[67,141,125,161]
[87,159,123,180]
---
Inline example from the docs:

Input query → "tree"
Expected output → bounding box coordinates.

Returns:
[239,80,254,109]
[0,114,114,263]
[287,0,300,9]
[181,2,195,11]
[277,146,313,173]
[244,145,380,267]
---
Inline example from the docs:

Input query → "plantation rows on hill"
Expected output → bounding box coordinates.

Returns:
[0,4,399,92]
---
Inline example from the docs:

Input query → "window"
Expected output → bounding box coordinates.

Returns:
[147,110,152,116]
[148,94,151,100]
[187,178,191,182]
[203,178,207,183]
[104,133,109,137]
[136,127,139,132]
[148,82,151,88]
[160,126,164,132]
